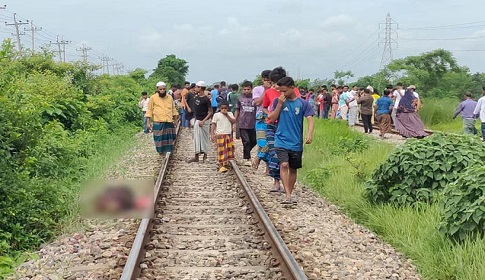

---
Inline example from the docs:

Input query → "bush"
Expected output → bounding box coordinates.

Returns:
[365,133,485,206]
[440,165,485,241]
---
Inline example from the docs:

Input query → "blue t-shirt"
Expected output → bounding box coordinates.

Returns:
[211,89,219,107]
[375,96,393,115]
[272,98,314,152]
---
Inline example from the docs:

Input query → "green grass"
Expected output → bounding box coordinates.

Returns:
[419,98,480,134]
[301,119,485,280]
[0,125,140,278]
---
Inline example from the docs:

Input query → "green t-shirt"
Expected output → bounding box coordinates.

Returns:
[228,91,241,114]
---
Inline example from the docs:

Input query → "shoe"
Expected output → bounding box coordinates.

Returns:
[202,153,207,163]
[219,166,228,173]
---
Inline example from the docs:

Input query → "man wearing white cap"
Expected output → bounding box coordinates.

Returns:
[188,81,213,162]
[145,81,179,156]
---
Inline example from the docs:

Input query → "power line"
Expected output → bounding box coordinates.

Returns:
[400,35,485,41]
[400,20,485,30]
[378,12,398,70]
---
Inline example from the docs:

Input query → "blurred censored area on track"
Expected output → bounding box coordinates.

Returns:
[80,179,153,219]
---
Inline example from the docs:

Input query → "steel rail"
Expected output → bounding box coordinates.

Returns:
[229,160,308,280]
[120,121,181,280]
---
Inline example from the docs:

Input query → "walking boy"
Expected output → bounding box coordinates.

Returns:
[235,80,257,167]
[268,77,314,205]
[211,101,236,173]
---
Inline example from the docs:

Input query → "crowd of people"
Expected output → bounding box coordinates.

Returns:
[140,67,314,205]
[138,69,485,206]
[297,82,427,139]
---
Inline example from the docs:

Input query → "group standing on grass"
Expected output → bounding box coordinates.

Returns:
[138,71,485,207]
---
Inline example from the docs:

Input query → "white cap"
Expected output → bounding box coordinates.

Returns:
[195,81,206,87]
[156,81,166,87]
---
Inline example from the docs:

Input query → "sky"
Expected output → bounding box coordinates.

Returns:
[1,0,485,86]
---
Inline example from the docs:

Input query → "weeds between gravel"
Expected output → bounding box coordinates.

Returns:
[300,119,485,280]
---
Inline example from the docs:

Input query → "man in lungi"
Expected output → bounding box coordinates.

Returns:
[145,81,178,156]
[188,81,214,163]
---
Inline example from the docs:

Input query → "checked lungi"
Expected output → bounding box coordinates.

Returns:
[216,134,235,166]
[153,122,176,154]
[266,123,280,180]
[255,112,269,162]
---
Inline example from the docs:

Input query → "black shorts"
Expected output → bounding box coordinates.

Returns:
[275,148,303,169]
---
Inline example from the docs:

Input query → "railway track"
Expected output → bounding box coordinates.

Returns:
[121,126,306,280]
[355,122,434,136]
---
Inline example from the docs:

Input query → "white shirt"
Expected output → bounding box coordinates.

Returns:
[138,98,150,111]
[211,112,234,134]
[347,90,358,107]
[473,96,485,123]
[393,89,405,107]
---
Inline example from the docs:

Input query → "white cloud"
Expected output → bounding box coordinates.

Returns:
[321,14,354,28]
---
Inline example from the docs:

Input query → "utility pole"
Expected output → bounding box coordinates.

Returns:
[100,56,113,74]
[76,44,92,63]
[50,36,69,62]
[5,13,28,52]
[378,13,398,70]
[24,21,42,53]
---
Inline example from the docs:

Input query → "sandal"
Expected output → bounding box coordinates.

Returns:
[280,199,293,205]
[252,158,260,170]
[202,153,207,163]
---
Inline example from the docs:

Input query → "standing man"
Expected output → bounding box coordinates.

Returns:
[210,84,220,113]
[346,85,359,126]
[180,81,191,128]
[145,82,178,156]
[268,77,314,205]
[473,87,485,140]
[138,91,150,133]
[189,81,214,162]
[453,92,478,135]
[392,82,405,125]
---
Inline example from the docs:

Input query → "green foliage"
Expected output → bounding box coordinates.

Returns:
[418,98,459,127]
[149,54,189,86]
[440,165,485,242]
[365,133,485,206]
[0,40,146,264]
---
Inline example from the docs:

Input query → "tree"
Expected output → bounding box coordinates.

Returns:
[333,70,354,85]
[149,54,189,86]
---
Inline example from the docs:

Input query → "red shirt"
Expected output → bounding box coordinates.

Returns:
[262,87,300,123]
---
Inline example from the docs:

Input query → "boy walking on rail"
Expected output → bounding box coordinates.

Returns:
[211,101,236,173]
[268,77,314,205]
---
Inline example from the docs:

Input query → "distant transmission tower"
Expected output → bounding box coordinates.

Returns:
[378,13,398,69]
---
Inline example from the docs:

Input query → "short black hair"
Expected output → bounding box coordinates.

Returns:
[482,86,485,91]
[364,88,371,94]
[396,82,403,87]
[173,84,181,89]
[277,76,295,87]
[261,70,271,79]
[331,84,336,88]
[142,91,148,96]
[322,85,328,90]
[214,84,220,89]
[383,89,390,96]
[190,83,196,89]
[465,92,472,97]
[218,100,230,108]
[220,81,226,87]
[374,89,379,94]
[386,84,393,89]
[241,80,253,88]
[269,67,287,83]
[230,84,239,91]
[185,81,190,85]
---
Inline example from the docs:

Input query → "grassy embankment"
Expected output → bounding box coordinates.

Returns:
[419,98,476,134]
[300,119,485,280]
[0,125,140,277]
